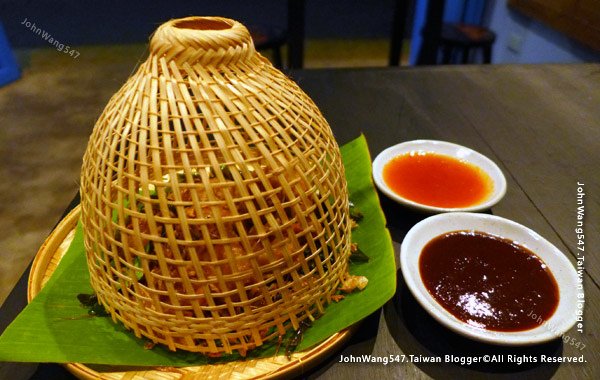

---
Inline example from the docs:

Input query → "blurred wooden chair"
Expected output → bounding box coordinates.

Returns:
[249,24,287,68]
[249,0,305,69]
[439,0,496,64]
[389,0,412,66]
[393,0,496,66]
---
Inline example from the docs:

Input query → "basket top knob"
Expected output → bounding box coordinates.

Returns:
[149,16,256,66]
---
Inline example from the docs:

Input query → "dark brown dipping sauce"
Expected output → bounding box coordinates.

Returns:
[419,231,559,331]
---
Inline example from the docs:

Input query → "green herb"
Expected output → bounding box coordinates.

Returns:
[350,247,370,263]
[349,201,364,222]
[132,256,144,281]
[285,320,311,359]
[76,293,109,317]
[111,197,131,224]
[220,164,234,180]
[76,293,98,307]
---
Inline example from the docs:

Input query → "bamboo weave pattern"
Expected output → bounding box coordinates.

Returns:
[80,16,351,355]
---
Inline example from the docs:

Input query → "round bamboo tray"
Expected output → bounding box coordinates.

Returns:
[28,206,357,380]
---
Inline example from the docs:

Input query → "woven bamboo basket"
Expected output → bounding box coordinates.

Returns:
[79,16,351,356]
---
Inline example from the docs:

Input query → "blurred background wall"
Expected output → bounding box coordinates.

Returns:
[1,0,599,65]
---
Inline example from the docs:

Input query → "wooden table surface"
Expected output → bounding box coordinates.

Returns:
[294,64,599,380]
[1,63,598,379]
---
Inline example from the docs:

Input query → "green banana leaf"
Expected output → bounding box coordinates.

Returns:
[0,134,396,366]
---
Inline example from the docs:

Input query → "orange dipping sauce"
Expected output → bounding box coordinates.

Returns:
[382,151,493,208]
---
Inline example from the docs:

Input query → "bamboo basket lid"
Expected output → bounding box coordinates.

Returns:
[79,16,351,356]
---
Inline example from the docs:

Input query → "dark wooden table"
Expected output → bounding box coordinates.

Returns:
[1,63,599,379]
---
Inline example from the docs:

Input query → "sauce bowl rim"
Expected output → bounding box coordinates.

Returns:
[372,139,507,213]
[400,212,580,346]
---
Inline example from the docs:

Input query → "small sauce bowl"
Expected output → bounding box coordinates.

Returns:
[372,140,507,213]
[401,212,580,346]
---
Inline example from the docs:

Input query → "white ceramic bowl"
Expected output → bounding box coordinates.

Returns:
[400,212,580,346]
[372,140,507,213]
